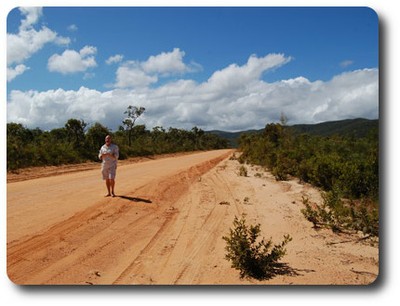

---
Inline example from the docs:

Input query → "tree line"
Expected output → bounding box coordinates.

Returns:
[7,118,229,171]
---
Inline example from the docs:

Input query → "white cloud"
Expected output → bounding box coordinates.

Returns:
[340,60,354,68]
[309,69,378,122]
[208,53,290,84]
[79,45,97,57]
[113,48,201,89]
[47,46,97,74]
[114,62,158,88]
[7,52,378,132]
[201,53,291,96]
[67,24,78,32]
[106,54,124,65]
[7,64,29,82]
[141,48,190,75]
[18,7,43,30]
[7,7,70,81]
[8,27,57,65]
[83,72,96,80]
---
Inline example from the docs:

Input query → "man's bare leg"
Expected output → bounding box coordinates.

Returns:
[105,179,111,196]
[110,179,115,197]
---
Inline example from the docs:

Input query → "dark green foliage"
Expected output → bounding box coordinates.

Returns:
[290,118,379,138]
[239,122,379,201]
[301,193,379,236]
[7,122,83,170]
[7,120,229,171]
[211,118,378,148]
[85,123,112,160]
[65,119,87,149]
[301,197,320,228]
[222,215,292,280]
[239,121,379,237]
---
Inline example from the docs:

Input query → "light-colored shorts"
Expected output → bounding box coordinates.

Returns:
[101,162,117,180]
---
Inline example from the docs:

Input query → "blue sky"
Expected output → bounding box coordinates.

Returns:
[6,6,379,131]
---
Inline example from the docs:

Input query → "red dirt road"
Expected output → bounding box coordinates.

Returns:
[7,150,233,284]
[7,149,378,285]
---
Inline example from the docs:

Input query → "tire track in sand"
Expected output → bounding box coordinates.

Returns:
[7,150,232,284]
[112,160,244,284]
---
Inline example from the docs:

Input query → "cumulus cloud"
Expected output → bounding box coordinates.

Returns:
[114,62,158,88]
[309,69,378,122]
[113,48,202,89]
[47,46,97,74]
[18,7,43,30]
[7,7,70,81]
[7,64,29,82]
[106,54,124,65]
[201,53,291,96]
[7,50,379,132]
[8,26,55,65]
[67,24,78,32]
[141,48,191,74]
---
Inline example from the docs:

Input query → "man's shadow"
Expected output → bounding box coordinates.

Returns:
[117,195,152,204]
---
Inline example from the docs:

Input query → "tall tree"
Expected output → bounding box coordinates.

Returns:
[122,105,145,146]
[65,118,87,149]
[86,122,111,158]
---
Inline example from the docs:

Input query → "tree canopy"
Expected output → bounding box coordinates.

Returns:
[7,119,229,171]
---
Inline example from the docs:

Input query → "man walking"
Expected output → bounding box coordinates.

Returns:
[99,135,119,197]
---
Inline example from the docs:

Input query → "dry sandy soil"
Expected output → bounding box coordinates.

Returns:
[7,150,378,285]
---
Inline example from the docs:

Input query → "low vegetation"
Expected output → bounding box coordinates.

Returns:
[222,214,292,280]
[238,120,379,237]
[238,165,248,177]
[301,192,379,237]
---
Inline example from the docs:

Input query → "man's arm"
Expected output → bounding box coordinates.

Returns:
[113,145,119,160]
[99,146,107,160]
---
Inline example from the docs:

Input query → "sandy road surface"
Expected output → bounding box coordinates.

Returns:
[7,149,378,285]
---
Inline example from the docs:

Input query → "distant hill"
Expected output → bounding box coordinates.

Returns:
[205,130,255,148]
[206,118,379,148]
[289,118,379,138]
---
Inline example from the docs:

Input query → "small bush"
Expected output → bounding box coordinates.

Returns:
[301,193,379,236]
[272,164,288,181]
[239,165,248,177]
[222,214,292,280]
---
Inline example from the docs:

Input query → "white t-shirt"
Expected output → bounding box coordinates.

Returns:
[98,143,119,164]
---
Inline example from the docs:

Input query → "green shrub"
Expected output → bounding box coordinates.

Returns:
[222,214,292,280]
[238,122,379,201]
[301,193,379,236]
[239,165,248,177]
[272,163,289,181]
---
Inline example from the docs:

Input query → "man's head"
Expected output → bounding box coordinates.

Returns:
[105,135,112,144]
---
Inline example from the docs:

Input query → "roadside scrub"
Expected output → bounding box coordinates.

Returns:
[222,214,292,280]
